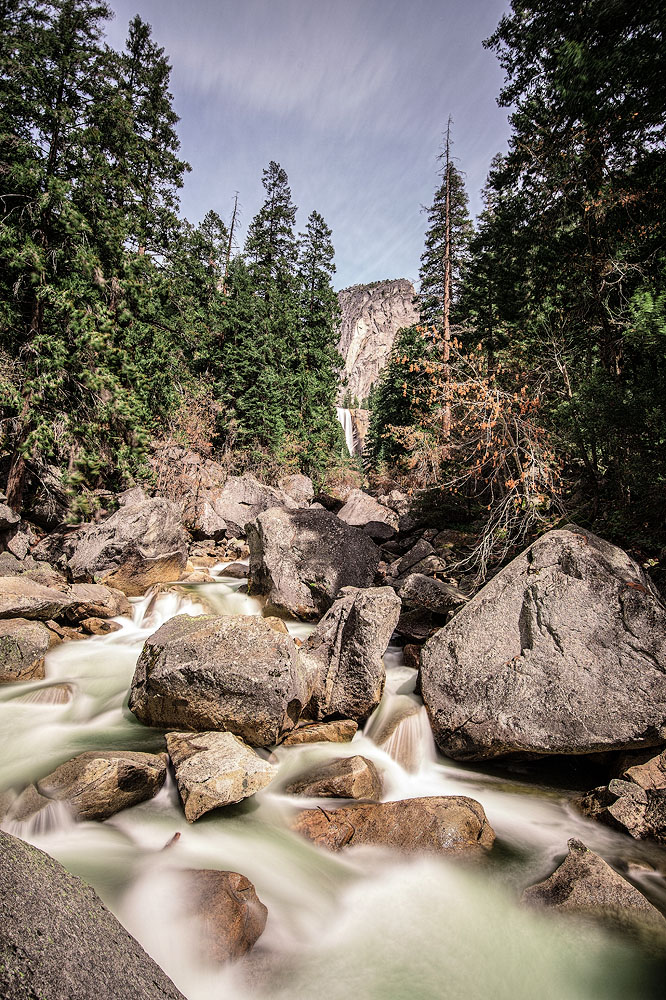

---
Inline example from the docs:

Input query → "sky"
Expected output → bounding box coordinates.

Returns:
[104,0,513,290]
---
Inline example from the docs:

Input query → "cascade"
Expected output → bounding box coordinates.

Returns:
[335,406,355,454]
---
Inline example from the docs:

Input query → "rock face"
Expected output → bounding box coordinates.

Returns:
[522,838,666,946]
[280,719,358,746]
[129,614,309,746]
[183,869,267,962]
[0,576,76,620]
[421,527,666,761]
[305,586,401,722]
[247,508,382,620]
[337,490,398,541]
[36,751,168,821]
[337,279,419,403]
[577,751,666,843]
[0,830,184,1000]
[67,496,188,596]
[285,755,382,799]
[292,796,494,855]
[166,731,277,822]
[0,618,54,683]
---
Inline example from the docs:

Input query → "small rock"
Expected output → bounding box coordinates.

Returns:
[397,539,435,577]
[398,573,467,614]
[0,618,54,683]
[577,751,666,843]
[285,755,382,799]
[217,562,248,579]
[80,617,122,635]
[280,720,358,746]
[182,868,267,963]
[0,503,20,531]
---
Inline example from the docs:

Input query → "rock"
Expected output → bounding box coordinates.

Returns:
[0,784,53,826]
[0,551,68,589]
[218,561,248,579]
[397,539,435,577]
[248,507,382,620]
[577,751,666,843]
[0,503,20,531]
[522,838,666,947]
[278,473,314,504]
[182,868,267,963]
[67,496,188,596]
[0,618,54,683]
[280,720,358,746]
[80,617,122,635]
[32,525,85,569]
[44,620,86,643]
[398,573,467,614]
[36,750,168,821]
[4,527,31,560]
[203,474,297,537]
[0,576,76,620]
[337,490,398,541]
[304,586,401,723]
[421,526,666,761]
[403,643,421,669]
[65,582,131,620]
[188,500,228,540]
[396,607,435,642]
[0,830,185,999]
[129,614,309,746]
[166,731,277,822]
[291,795,494,855]
[285,755,382,799]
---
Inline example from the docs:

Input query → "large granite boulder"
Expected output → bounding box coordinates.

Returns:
[292,795,494,856]
[577,751,666,843]
[421,527,666,761]
[247,508,382,619]
[304,586,401,723]
[67,496,188,596]
[182,869,267,962]
[0,618,55,683]
[36,750,168,821]
[337,490,398,541]
[397,573,467,614]
[0,831,184,1000]
[201,474,297,537]
[0,576,76,620]
[129,614,309,746]
[166,731,277,822]
[65,582,131,621]
[278,473,314,505]
[285,755,382,799]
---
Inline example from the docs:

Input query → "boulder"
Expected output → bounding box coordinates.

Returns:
[0,503,20,532]
[80,617,122,635]
[398,573,467,614]
[129,614,309,746]
[248,508,382,620]
[577,751,666,843]
[0,830,184,1000]
[204,474,297,537]
[182,868,267,962]
[421,527,666,761]
[337,490,398,541]
[291,795,494,856]
[304,586,401,723]
[278,473,315,504]
[396,539,435,577]
[31,525,85,570]
[285,755,382,799]
[0,576,76,620]
[522,838,666,948]
[36,750,168,821]
[280,719,358,746]
[0,618,54,683]
[166,731,277,822]
[65,582,131,621]
[67,496,188,596]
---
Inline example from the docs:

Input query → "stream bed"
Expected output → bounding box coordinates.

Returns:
[1,569,665,999]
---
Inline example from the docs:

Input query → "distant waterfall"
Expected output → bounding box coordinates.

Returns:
[336,406,355,455]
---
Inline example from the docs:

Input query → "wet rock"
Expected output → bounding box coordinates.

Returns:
[0,830,185,999]
[0,618,55,683]
[285,755,382,799]
[278,473,315,504]
[129,614,309,746]
[80,617,122,635]
[0,576,76,620]
[65,582,131,621]
[421,526,666,761]
[218,561,248,579]
[398,573,467,614]
[182,868,267,962]
[577,751,666,843]
[291,795,494,856]
[166,731,277,822]
[67,496,188,596]
[522,838,666,948]
[305,586,401,723]
[337,490,398,541]
[0,784,53,826]
[36,750,168,821]
[280,719,358,746]
[247,508,382,620]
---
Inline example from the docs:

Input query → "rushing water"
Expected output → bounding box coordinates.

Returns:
[1,567,665,999]
[336,406,356,455]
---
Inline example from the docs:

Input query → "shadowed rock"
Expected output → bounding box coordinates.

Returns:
[0,618,55,682]
[577,750,666,843]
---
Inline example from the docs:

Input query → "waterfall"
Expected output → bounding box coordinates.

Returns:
[335,406,355,455]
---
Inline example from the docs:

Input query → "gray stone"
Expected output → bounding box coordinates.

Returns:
[280,719,358,746]
[304,586,401,723]
[0,503,20,532]
[0,830,184,999]
[0,618,54,683]
[205,474,297,537]
[129,614,309,746]
[577,751,666,843]
[0,576,76,620]
[248,507,382,620]
[421,527,666,761]
[398,573,467,614]
[166,731,277,822]
[285,755,382,799]
[278,473,315,504]
[337,489,398,541]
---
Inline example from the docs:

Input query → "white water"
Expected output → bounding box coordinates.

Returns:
[1,568,664,999]
[336,406,356,455]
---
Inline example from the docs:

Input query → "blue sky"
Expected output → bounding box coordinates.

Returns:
[105,0,512,290]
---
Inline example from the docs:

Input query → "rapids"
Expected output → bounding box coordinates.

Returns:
[1,566,664,999]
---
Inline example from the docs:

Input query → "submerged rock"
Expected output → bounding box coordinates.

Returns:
[166,731,277,822]
[182,868,267,962]
[129,614,309,746]
[577,751,666,843]
[304,586,401,723]
[0,830,184,999]
[280,719,358,746]
[0,618,54,683]
[247,507,382,619]
[36,750,168,821]
[291,795,494,855]
[421,526,666,761]
[285,755,382,799]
